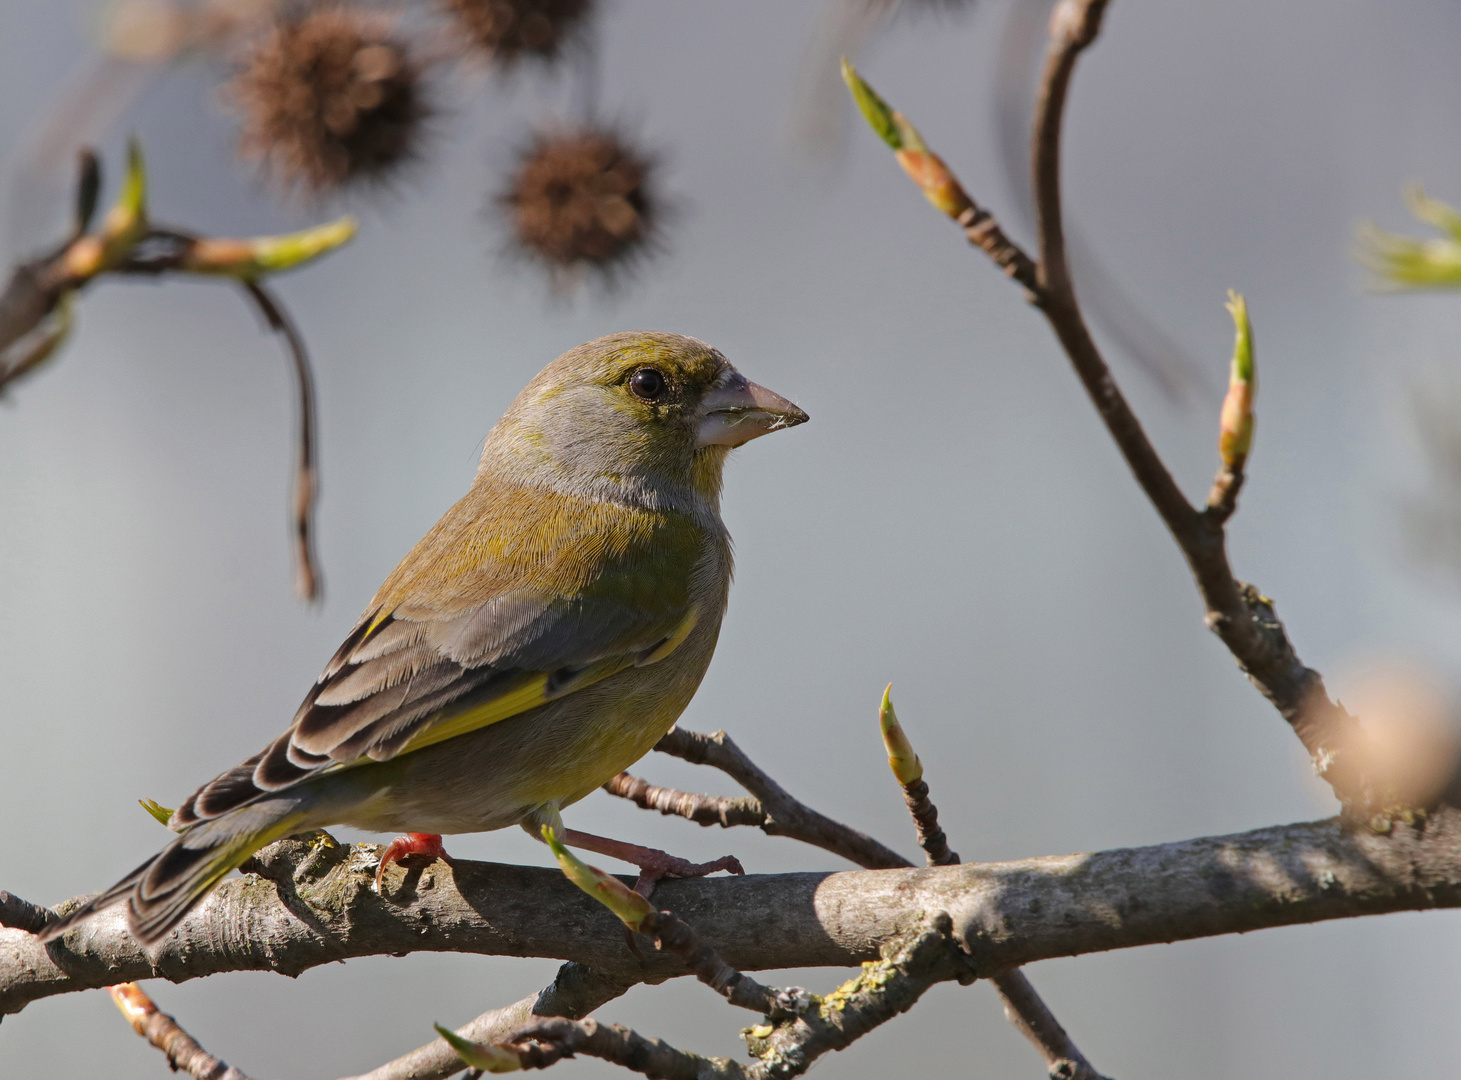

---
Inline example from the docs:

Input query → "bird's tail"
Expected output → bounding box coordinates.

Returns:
[39,798,311,946]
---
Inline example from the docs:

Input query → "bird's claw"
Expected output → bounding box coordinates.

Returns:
[374,832,452,892]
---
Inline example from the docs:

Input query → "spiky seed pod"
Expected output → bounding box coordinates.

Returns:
[501,127,656,281]
[438,0,592,63]
[230,6,426,196]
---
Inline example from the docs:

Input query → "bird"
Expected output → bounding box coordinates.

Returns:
[40,331,807,946]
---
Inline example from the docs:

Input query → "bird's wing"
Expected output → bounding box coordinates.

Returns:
[174,485,708,826]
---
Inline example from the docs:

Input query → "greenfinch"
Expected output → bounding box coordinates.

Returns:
[42,332,807,945]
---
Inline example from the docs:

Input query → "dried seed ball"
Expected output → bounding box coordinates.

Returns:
[231,6,426,195]
[439,0,592,63]
[502,128,656,273]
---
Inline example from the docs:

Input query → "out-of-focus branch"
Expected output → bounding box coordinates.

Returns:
[109,981,255,1080]
[843,0,1376,816]
[240,280,321,602]
[0,143,351,602]
[8,811,1461,1017]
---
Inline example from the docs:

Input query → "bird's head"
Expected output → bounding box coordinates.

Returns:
[483,332,808,510]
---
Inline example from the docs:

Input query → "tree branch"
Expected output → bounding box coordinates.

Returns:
[649,728,909,869]
[344,963,634,1080]
[108,981,256,1080]
[993,968,1108,1080]
[492,913,974,1080]
[240,279,322,602]
[9,810,1461,1017]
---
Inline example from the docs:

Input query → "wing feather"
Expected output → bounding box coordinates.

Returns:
[171,481,708,828]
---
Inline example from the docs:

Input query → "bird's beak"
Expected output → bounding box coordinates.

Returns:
[695,372,809,448]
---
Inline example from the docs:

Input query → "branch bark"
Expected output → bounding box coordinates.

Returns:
[9,810,1461,1017]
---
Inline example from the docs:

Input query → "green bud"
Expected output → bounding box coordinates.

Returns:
[61,139,148,280]
[841,58,903,150]
[1218,290,1256,468]
[182,217,357,280]
[434,1024,522,1073]
[1405,183,1461,242]
[879,684,923,787]
[542,825,656,932]
[1355,185,1461,289]
[138,798,175,827]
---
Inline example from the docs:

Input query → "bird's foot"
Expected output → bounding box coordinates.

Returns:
[374,832,452,891]
[560,828,743,898]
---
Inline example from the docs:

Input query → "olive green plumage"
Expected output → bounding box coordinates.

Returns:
[43,331,807,945]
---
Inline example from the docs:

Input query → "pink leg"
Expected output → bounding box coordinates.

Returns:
[375,832,452,890]
[561,828,744,896]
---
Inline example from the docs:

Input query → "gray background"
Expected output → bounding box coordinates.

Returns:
[4,0,1461,1076]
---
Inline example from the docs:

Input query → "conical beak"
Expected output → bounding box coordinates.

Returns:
[695,371,809,448]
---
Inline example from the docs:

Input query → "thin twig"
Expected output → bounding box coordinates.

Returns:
[108,982,255,1080]
[241,279,322,603]
[898,777,958,866]
[632,728,1107,1077]
[605,772,766,829]
[882,721,1107,1078]
[1204,463,1245,525]
[1017,0,1370,811]
[343,963,634,1080]
[993,968,1109,1080]
[650,728,909,869]
[638,908,807,1019]
[957,199,1041,295]
[497,913,974,1080]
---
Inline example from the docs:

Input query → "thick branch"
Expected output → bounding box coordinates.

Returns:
[9,810,1461,1015]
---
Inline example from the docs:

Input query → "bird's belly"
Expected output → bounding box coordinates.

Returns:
[328,627,716,836]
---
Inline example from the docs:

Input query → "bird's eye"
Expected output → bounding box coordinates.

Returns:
[628,367,667,401]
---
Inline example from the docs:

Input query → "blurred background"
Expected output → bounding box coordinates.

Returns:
[4,0,1461,1076]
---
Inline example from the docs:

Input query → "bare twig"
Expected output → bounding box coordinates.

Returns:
[898,776,958,867]
[649,728,909,869]
[108,981,255,1080]
[638,908,806,1018]
[877,691,1107,1079]
[1205,463,1245,525]
[344,963,634,1080]
[848,1,1375,808]
[1024,0,1371,811]
[994,968,1109,1080]
[241,280,322,602]
[502,1016,747,1079]
[492,912,974,1080]
[605,771,766,829]
[0,145,346,602]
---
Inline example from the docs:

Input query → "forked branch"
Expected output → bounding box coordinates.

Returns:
[844,0,1376,814]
